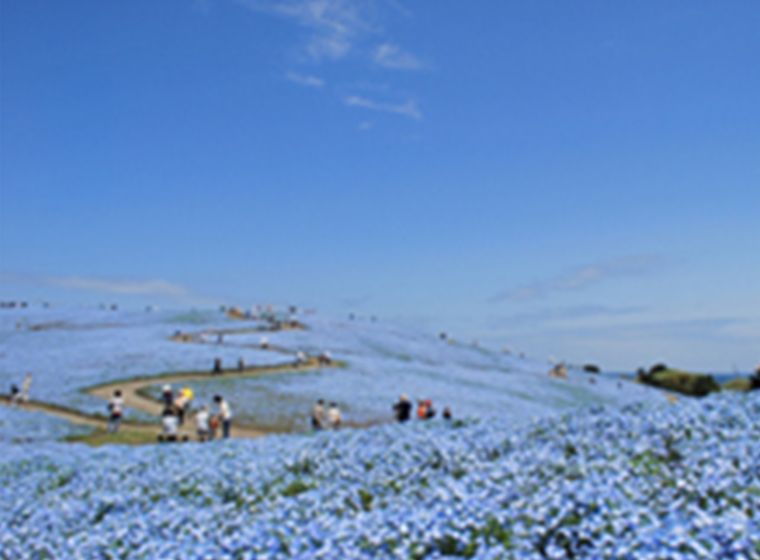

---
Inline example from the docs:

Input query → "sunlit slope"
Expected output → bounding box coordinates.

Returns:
[0,307,661,429]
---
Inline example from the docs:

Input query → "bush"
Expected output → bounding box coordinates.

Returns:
[643,368,721,397]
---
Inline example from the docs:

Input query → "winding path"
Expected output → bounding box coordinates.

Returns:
[1,320,345,441]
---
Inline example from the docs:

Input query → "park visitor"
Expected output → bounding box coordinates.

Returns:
[393,394,412,422]
[327,402,342,429]
[214,395,232,438]
[311,399,325,430]
[107,390,124,433]
[195,405,210,442]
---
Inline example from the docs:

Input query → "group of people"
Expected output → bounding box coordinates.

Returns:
[393,394,452,423]
[9,373,33,405]
[106,386,233,442]
[310,399,342,430]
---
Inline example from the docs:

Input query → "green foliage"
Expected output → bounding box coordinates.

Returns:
[639,368,721,397]
[281,479,314,498]
[722,377,754,392]
[358,488,374,511]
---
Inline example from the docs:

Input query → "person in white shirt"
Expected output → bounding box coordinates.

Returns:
[214,395,232,439]
[327,402,341,429]
[107,390,124,433]
[195,405,210,442]
[12,373,33,405]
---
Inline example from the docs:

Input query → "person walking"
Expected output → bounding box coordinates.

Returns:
[311,399,326,430]
[327,402,342,429]
[214,395,232,439]
[393,394,412,422]
[107,390,124,433]
[18,373,33,404]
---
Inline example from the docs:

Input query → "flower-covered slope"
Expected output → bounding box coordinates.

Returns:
[0,306,660,427]
[1,392,758,559]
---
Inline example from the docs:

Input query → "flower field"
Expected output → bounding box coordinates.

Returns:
[2,392,758,559]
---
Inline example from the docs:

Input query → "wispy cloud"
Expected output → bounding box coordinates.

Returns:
[358,120,374,131]
[344,94,422,120]
[489,255,668,303]
[48,276,191,298]
[286,71,325,88]
[239,0,371,61]
[372,43,422,70]
[373,42,421,70]
[488,304,647,328]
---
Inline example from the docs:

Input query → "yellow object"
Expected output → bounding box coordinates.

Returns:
[183,387,194,400]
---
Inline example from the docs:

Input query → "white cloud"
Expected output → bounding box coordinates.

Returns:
[286,71,325,88]
[344,94,422,120]
[490,255,668,303]
[373,42,421,70]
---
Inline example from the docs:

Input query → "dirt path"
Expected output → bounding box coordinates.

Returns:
[0,320,342,442]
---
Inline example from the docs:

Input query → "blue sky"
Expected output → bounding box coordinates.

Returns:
[1,0,759,371]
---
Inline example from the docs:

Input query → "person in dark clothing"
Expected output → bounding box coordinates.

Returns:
[393,394,412,422]
[212,358,223,374]
[442,407,452,421]
[161,385,173,407]
[311,399,325,430]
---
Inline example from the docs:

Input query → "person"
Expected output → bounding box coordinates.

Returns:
[260,337,269,350]
[209,413,220,440]
[442,406,452,421]
[327,402,342,429]
[417,400,428,420]
[318,351,332,366]
[417,399,436,420]
[237,357,245,371]
[212,358,223,374]
[195,405,210,442]
[107,390,124,433]
[214,395,232,439]
[161,384,173,407]
[175,388,192,426]
[424,399,436,419]
[296,351,307,365]
[393,394,412,422]
[160,407,179,442]
[19,373,32,403]
[9,383,20,405]
[311,399,325,430]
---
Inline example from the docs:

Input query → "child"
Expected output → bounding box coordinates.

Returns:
[195,405,210,442]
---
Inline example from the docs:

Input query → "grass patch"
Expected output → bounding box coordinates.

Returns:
[723,377,754,392]
[65,428,158,447]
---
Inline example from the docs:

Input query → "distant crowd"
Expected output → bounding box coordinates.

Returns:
[308,394,453,432]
